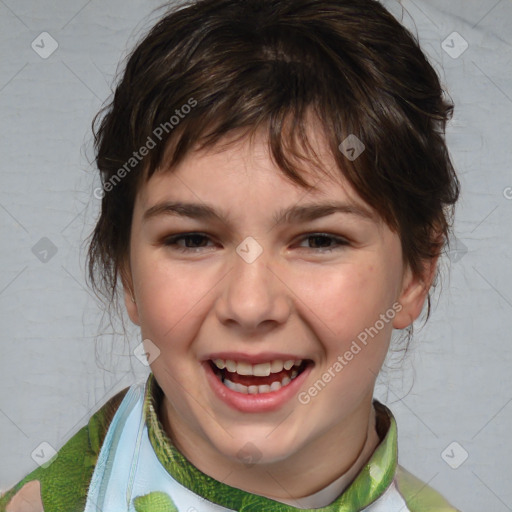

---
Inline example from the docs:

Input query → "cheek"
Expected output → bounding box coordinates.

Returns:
[298,263,391,338]
[296,262,398,384]
[132,256,216,342]
[301,265,396,392]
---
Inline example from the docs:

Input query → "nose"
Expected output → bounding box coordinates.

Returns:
[215,245,292,333]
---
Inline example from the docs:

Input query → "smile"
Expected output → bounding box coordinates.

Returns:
[208,358,311,394]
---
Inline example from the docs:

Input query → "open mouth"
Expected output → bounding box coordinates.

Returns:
[208,358,312,395]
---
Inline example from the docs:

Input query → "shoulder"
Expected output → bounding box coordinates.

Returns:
[0,386,130,512]
[370,401,460,511]
[394,464,461,512]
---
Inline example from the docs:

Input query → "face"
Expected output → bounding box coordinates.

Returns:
[122,129,432,476]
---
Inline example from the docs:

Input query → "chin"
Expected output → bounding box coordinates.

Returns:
[214,433,298,467]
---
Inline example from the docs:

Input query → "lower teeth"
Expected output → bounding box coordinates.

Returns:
[222,369,299,394]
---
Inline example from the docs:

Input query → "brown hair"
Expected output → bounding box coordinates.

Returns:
[87,0,459,324]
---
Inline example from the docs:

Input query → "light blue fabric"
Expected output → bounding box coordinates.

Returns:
[82,379,413,512]
[83,380,232,512]
[82,379,414,511]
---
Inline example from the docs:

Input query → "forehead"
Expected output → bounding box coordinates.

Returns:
[134,132,384,238]
[139,127,371,212]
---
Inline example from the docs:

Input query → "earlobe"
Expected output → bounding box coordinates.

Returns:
[123,286,140,326]
[120,263,140,326]
[392,276,427,329]
[392,257,438,330]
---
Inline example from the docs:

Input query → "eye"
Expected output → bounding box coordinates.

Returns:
[162,233,215,252]
[161,232,350,254]
[296,233,350,252]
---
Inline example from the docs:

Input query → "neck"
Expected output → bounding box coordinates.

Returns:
[159,395,380,504]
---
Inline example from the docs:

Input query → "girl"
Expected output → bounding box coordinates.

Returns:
[1,0,461,510]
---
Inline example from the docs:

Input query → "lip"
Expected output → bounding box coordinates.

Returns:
[202,359,313,413]
[203,351,310,364]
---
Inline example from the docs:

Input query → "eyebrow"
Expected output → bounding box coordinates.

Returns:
[142,200,375,226]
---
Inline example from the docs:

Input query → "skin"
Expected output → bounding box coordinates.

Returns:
[121,128,437,502]
[5,481,43,512]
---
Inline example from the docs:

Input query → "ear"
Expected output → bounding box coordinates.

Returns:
[120,257,140,326]
[392,254,439,330]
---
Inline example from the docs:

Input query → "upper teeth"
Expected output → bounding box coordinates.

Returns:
[212,359,302,376]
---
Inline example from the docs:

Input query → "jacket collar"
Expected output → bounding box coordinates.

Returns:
[143,372,397,512]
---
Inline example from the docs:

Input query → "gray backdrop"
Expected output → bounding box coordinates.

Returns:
[1,1,511,511]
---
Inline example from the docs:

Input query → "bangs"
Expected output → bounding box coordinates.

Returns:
[90,0,458,309]
[135,26,366,195]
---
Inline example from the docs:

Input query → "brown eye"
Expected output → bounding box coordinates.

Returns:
[297,233,349,252]
[163,233,215,252]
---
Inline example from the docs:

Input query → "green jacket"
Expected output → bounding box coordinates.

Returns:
[0,373,460,512]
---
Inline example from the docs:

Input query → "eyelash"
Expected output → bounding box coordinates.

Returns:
[162,232,350,253]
